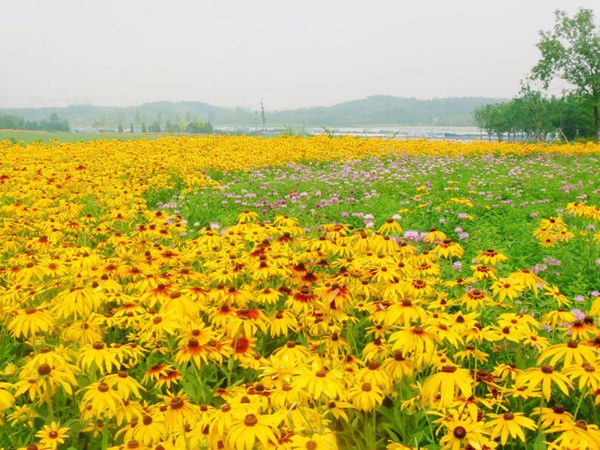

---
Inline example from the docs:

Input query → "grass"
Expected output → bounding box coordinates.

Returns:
[0,129,165,145]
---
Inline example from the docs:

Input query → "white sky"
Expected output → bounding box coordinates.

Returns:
[0,0,597,110]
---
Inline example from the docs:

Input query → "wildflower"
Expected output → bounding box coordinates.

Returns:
[508,269,545,294]
[491,278,524,302]
[7,306,55,338]
[531,404,574,428]
[227,412,280,450]
[79,381,124,418]
[486,411,537,445]
[348,382,384,411]
[433,239,465,258]
[293,364,345,400]
[434,411,490,450]
[378,218,402,235]
[546,420,600,450]
[539,339,597,367]
[474,248,508,265]
[517,364,572,401]
[35,422,70,449]
[290,432,338,449]
[421,364,473,408]
[563,361,600,391]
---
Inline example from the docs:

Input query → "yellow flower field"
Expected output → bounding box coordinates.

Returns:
[0,136,600,449]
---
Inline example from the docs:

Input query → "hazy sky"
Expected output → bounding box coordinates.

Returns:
[0,0,597,110]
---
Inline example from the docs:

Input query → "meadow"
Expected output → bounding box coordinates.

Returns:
[0,135,599,450]
[0,130,165,145]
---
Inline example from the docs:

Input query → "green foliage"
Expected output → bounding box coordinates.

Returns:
[186,120,213,134]
[472,88,596,142]
[0,112,69,132]
[531,8,600,140]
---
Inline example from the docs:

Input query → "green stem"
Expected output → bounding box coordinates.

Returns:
[424,409,436,446]
[573,388,586,420]
[45,377,54,421]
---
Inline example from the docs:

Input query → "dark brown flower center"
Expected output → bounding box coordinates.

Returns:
[306,441,318,450]
[170,397,184,409]
[541,364,554,374]
[453,426,467,439]
[244,414,258,426]
[38,364,52,376]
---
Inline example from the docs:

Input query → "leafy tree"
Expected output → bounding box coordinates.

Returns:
[186,120,213,134]
[117,123,124,133]
[149,121,161,133]
[531,8,600,140]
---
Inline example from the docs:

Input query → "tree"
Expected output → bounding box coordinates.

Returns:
[186,120,213,134]
[531,8,600,140]
[117,123,124,133]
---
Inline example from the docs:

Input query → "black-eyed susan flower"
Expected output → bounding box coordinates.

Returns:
[531,404,574,428]
[35,421,70,449]
[486,411,537,445]
[490,278,524,303]
[433,239,465,259]
[79,381,124,419]
[563,361,600,391]
[293,363,345,400]
[7,305,55,338]
[78,341,121,375]
[162,391,199,431]
[290,431,338,449]
[433,411,490,450]
[538,340,597,368]
[348,382,384,411]
[516,364,572,401]
[474,248,508,266]
[421,364,473,408]
[546,420,600,450]
[227,411,280,450]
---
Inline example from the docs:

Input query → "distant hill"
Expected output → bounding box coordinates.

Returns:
[1,96,506,129]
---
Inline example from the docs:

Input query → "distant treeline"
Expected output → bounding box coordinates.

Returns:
[127,119,213,134]
[0,112,69,132]
[2,96,504,129]
[473,89,595,142]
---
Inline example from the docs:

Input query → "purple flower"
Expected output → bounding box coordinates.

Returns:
[543,257,561,266]
[453,261,463,271]
[574,295,584,303]
[341,212,349,218]
[404,230,420,241]
[210,222,221,230]
[454,226,463,233]
[458,213,468,219]
[533,264,547,274]
[458,232,469,240]
[570,309,585,321]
